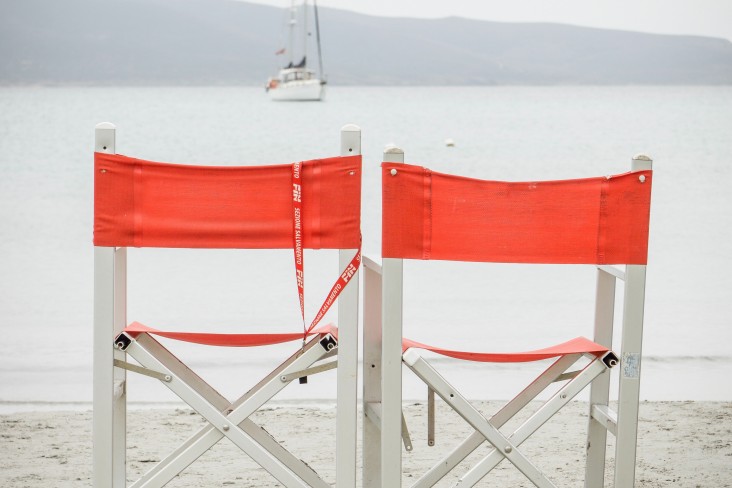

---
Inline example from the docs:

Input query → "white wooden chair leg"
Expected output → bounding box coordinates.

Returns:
[93,122,126,488]
[93,246,116,487]
[112,248,127,486]
[614,264,647,487]
[336,124,361,488]
[363,257,383,488]
[585,268,617,487]
[381,256,404,487]
[381,145,406,488]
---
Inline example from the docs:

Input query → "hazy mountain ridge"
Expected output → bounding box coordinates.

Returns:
[2,0,731,85]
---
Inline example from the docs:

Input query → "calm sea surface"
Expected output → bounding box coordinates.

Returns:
[0,85,731,411]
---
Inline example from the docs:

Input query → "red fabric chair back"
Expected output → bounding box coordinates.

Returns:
[382,162,652,265]
[94,153,362,249]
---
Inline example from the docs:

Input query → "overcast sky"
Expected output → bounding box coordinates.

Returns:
[247,0,732,41]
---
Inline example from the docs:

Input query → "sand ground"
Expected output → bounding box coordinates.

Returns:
[1,401,731,487]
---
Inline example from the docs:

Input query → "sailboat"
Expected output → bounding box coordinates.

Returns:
[266,0,326,102]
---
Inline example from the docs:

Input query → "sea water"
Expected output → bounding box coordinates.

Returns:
[0,85,731,412]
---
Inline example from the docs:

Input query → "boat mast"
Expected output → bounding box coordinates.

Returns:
[302,0,309,68]
[314,0,324,79]
[288,0,296,67]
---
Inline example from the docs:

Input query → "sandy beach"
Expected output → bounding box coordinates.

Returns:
[1,400,730,487]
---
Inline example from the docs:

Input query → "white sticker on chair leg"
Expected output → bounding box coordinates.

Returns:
[622,352,641,378]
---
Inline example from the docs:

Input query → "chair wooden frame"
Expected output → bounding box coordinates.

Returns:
[92,123,361,487]
[363,146,653,487]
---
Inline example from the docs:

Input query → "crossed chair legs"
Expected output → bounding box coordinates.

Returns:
[114,331,338,488]
[113,331,618,487]
[392,350,618,487]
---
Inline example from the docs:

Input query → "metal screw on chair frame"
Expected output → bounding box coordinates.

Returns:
[113,333,132,351]
[222,425,229,432]
[504,446,513,453]
[319,335,337,352]
[602,351,620,368]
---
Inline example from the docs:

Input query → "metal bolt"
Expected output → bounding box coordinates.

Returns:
[222,425,230,432]
[280,375,288,382]
[639,175,646,183]
[390,168,397,176]
[163,375,172,382]
[561,393,567,399]
[504,446,513,453]
[349,170,355,176]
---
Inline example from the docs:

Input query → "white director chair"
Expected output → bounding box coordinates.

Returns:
[364,146,653,487]
[93,123,362,487]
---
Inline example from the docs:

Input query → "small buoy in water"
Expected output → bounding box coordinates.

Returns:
[445,138,455,147]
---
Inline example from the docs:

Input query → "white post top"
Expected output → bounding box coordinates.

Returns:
[340,124,361,156]
[340,123,361,133]
[95,122,116,154]
[383,145,404,163]
[631,153,653,171]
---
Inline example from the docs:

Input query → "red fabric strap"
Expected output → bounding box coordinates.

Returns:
[124,321,338,347]
[402,336,608,362]
[382,163,652,265]
[307,247,361,334]
[291,161,362,337]
[94,153,361,249]
[292,161,306,330]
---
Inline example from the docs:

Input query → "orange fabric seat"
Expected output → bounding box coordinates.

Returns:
[124,321,339,347]
[402,336,608,363]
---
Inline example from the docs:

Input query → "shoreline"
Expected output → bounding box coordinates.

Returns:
[1,401,730,486]
[4,355,732,412]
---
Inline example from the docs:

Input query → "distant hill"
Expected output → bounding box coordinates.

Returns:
[2,0,732,85]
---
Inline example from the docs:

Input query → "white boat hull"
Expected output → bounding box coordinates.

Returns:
[269,79,325,101]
